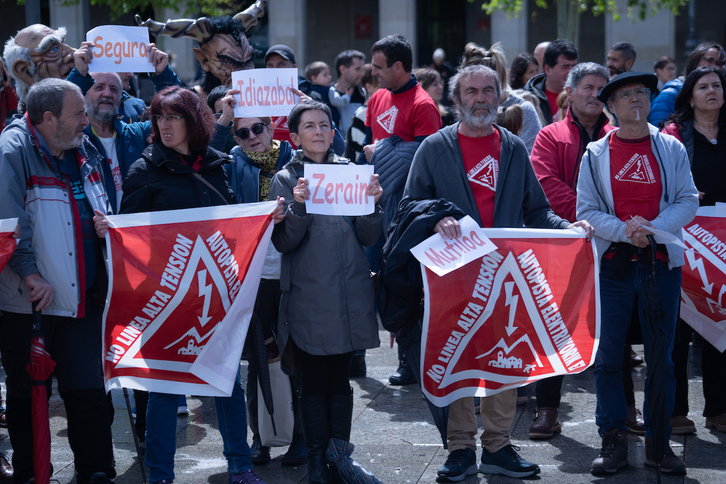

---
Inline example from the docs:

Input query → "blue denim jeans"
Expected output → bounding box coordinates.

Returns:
[145,368,252,482]
[594,258,680,439]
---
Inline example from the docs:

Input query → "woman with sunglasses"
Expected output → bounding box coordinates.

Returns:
[213,92,307,466]
[96,86,279,484]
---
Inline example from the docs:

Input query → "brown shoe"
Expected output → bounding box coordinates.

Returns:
[0,410,6,429]
[528,407,561,440]
[591,429,628,475]
[624,405,645,435]
[705,413,726,432]
[629,346,644,367]
[644,436,686,475]
[670,415,696,435]
[0,452,12,481]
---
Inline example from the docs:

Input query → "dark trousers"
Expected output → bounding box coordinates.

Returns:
[672,317,726,418]
[298,351,354,398]
[0,301,114,484]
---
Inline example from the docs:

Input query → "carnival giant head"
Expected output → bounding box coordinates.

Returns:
[136,0,267,89]
[3,24,76,105]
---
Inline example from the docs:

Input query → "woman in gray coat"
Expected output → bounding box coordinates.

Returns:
[269,101,383,484]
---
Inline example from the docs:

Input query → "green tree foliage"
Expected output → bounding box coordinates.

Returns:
[476,0,689,22]
[13,0,256,21]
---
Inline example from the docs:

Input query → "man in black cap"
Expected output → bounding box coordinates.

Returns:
[576,71,698,476]
[265,44,316,99]
[263,44,347,155]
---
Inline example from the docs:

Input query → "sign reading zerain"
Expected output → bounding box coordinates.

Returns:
[615,153,656,184]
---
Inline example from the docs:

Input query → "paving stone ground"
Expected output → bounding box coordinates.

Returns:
[3,335,723,484]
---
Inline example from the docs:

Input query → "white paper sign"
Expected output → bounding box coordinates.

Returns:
[630,216,688,249]
[303,164,375,216]
[86,26,154,73]
[410,215,498,277]
[0,218,18,233]
[231,68,299,118]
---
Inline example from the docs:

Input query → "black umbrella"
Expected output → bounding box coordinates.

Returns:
[642,235,669,483]
[395,316,449,448]
[248,313,277,435]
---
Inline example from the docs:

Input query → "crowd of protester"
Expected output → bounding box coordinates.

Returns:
[0,12,725,484]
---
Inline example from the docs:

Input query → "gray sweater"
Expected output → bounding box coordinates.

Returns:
[402,122,568,230]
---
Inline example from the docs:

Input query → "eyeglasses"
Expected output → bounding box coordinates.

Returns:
[151,114,185,123]
[235,122,267,140]
[615,87,651,101]
[702,56,725,68]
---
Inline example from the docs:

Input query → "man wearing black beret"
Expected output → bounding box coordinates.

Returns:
[576,71,699,476]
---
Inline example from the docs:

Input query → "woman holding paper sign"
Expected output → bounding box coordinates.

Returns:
[94,86,282,484]
[269,101,384,484]
[661,66,726,434]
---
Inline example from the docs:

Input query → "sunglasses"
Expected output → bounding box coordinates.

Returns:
[235,123,267,140]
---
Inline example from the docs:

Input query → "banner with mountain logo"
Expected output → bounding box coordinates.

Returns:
[421,228,600,405]
[102,203,275,396]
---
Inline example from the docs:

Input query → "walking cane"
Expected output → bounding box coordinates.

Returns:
[123,388,147,484]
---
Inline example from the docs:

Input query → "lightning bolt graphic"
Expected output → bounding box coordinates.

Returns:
[504,281,518,337]
[686,248,714,294]
[197,269,213,326]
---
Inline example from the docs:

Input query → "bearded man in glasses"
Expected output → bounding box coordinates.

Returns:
[576,71,699,476]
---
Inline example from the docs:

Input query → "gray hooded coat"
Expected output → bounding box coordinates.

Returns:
[270,151,383,357]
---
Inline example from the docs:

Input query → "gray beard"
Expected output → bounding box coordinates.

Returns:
[86,100,118,125]
[459,103,497,130]
[53,131,83,151]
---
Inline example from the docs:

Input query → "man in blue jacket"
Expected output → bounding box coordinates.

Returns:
[67,41,181,212]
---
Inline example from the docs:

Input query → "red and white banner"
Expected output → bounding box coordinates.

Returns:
[421,228,599,406]
[0,218,18,274]
[680,206,726,352]
[102,203,275,396]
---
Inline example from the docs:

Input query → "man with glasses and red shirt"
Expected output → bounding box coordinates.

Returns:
[577,71,698,476]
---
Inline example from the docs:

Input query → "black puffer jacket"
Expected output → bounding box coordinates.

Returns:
[121,141,237,213]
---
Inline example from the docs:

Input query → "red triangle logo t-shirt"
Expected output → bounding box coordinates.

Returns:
[458,129,501,228]
[609,134,662,222]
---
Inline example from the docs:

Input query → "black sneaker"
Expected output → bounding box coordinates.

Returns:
[436,448,478,482]
[478,445,540,478]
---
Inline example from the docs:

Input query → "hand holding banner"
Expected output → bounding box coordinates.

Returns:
[410,215,497,276]
[231,69,299,118]
[86,26,155,73]
[303,164,375,216]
